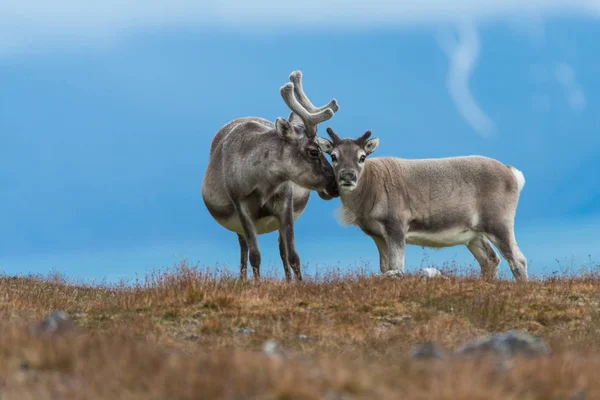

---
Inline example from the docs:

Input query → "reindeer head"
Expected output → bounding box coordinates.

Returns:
[317,127,380,192]
[276,71,340,199]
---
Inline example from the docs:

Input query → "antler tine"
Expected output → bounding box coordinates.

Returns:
[326,127,342,144]
[289,70,340,113]
[310,107,335,126]
[280,83,334,136]
[280,83,310,120]
[356,130,372,146]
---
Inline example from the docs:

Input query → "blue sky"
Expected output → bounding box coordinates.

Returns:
[1,1,600,282]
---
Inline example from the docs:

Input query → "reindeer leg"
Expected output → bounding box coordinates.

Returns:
[371,236,389,273]
[383,220,406,273]
[467,236,500,281]
[232,200,261,280]
[285,230,302,282]
[486,223,528,282]
[237,234,249,281]
[278,187,302,282]
[277,232,292,282]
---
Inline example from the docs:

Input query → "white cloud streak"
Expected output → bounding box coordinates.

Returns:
[438,22,495,137]
[554,63,587,112]
[0,1,596,134]
[3,1,600,25]
[1,1,599,48]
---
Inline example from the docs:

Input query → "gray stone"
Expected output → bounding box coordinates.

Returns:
[410,342,447,360]
[324,390,353,400]
[568,391,586,400]
[456,331,549,357]
[262,340,289,361]
[236,327,255,336]
[30,310,76,336]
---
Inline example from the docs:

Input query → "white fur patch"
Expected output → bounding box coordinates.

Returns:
[406,228,478,248]
[219,217,244,234]
[508,166,526,192]
[255,216,280,234]
[338,183,357,192]
[334,205,356,227]
[218,210,303,236]
[220,216,280,235]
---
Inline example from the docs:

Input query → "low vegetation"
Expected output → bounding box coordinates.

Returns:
[1,261,600,399]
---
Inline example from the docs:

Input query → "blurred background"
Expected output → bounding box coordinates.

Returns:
[1,1,600,282]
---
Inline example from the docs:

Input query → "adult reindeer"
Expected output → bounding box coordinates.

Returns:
[318,128,528,282]
[202,71,340,282]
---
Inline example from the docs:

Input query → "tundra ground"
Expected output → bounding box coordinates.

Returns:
[1,261,599,399]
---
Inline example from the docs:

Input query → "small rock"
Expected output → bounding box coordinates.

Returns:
[456,330,550,357]
[263,340,289,361]
[184,334,200,341]
[192,312,203,319]
[410,342,447,360]
[297,334,316,342]
[236,327,255,336]
[568,391,586,400]
[419,268,443,278]
[382,270,404,278]
[382,315,412,326]
[324,391,353,400]
[30,310,76,336]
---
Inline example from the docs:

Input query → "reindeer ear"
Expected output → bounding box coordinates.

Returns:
[276,117,299,141]
[315,137,334,154]
[364,138,380,155]
[288,112,304,126]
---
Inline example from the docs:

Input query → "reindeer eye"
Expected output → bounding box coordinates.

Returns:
[359,155,366,163]
[308,149,320,158]
[331,154,337,163]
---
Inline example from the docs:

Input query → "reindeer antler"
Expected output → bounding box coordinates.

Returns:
[356,130,372,146]
[280,82,334,138]
[326,127,342,144]
[289,71,340,113]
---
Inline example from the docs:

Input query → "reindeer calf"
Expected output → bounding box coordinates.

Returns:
[315,128,528,282]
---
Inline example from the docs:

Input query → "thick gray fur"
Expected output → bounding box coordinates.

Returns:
[319,128,528,282]
[202,71,340,282]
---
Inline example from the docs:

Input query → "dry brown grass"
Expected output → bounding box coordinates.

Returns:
[1,261,600,399]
